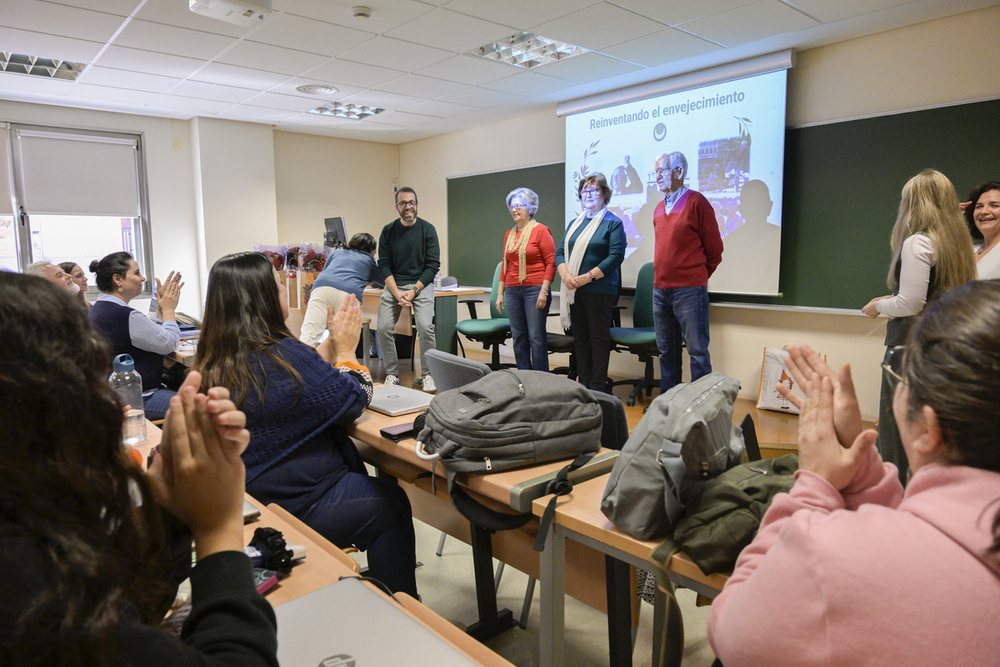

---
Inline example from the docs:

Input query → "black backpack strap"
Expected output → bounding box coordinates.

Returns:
[446,469,533,532]
[533,453,595,552]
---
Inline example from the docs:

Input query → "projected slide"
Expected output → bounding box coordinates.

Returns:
[564,70,787,294]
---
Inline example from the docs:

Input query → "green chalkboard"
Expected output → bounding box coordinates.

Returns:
[447,163,565,288]
[718,98,1000,310]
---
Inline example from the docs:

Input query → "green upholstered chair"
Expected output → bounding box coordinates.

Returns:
[455,262,512,369]
[610,262,659,406]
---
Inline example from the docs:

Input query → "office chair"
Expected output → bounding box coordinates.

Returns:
[546,318,577,380]
[455,262,512,369]
[610,262,659,406]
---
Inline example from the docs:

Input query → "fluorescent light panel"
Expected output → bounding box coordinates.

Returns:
[309,102,384,120]
[0,52,85,81]
[471,32,588,70]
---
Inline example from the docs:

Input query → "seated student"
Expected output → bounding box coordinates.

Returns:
[708,281,1000,666]
[88,252,185,420]
[299,232,383,348]
[0,272,276,667]
[193,251,418,597]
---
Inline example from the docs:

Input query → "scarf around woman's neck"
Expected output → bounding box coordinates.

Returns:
[559,207,607,330]
[503,219,538,283]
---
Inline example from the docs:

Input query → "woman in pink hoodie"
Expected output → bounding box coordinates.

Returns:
[708,280,1000,667]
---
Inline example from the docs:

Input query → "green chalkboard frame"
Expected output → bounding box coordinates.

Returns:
[447,163,566,289]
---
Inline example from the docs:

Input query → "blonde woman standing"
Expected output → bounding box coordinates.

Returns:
[862,169,976,483]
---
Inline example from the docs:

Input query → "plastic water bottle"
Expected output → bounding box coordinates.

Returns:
[434,272,442,289]
[110,354,146,446]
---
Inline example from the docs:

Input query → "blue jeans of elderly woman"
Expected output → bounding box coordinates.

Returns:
[505,285,550,371]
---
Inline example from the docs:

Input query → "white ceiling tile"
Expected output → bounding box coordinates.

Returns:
[216,42,331,76]
[481,71,578,97]
[218,105,300,123]
[136,0,258,37]
[302,59,404,88]
[611,0,755,26]
[443,0,595,30]
[399,99,478,117]
[45,0,139,15]
[94,46,205,78]
[113,19,237,59]
[338,37,453,71]
[76,66,181,93]
[366,110,438,127]
[538,52,643,84]
[602,28,722,67]
[268,77,365,99]
[0,26,105,63]
[339,89,424,110]
[0,72,76,95]
[785,0,917,24]
[2,0,126,42]
[191,62,293,89]
[437,86,523,107]
[67,83,160,105]
[532,4,665,51]
[681,0,820,47]
[385,8,513,53]
[169,80,260,103]
[415,55,515,86]
[287,0,434,34]
[247,14,375,57]
[156,95,234,114]
[244,91,329,112]
[374,74,468,98]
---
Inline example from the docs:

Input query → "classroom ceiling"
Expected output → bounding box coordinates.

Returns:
[0,0,996,143]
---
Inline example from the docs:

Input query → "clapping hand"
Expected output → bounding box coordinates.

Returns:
[326,294,362,363]
[777,345,863,447]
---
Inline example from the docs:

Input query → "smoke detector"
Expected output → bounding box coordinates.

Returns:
[352,6,372,20]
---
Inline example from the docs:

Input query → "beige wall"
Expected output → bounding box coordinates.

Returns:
[394,5,1000,420]
[272,131,399,245]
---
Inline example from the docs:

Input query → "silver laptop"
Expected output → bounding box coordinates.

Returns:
[368,384,432,417]
[275,577,478,667]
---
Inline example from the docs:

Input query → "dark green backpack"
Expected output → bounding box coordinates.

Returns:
[654,454,799,576]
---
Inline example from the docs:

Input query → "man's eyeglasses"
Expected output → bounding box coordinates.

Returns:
[882,345,906,388]
[396,200,417,209]
[655,167,674,176]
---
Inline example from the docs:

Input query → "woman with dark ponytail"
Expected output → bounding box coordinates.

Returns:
[709,280,1000,667]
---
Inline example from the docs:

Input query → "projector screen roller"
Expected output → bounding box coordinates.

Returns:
[564,69,788,294]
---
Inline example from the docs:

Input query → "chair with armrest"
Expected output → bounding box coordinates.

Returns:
[455,262,512,370]
[610,262,660,406]
[545,314,577,380]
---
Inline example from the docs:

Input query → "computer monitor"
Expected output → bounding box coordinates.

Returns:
[323,216,347,248]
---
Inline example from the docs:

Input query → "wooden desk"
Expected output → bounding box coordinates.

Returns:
[245,501,513,666]
[531,475,728,667]
[362,286,485,356]
[349,408,619,641]
[731,397,875,459]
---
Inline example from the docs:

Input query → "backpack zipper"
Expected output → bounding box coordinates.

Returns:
[485,457,492,470]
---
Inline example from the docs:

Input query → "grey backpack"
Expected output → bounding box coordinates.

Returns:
[415,369,602,532]
[600,372,744,540]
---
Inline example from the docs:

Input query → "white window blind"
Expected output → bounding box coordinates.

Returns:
[0,126,12,215]
[16,129,140,217]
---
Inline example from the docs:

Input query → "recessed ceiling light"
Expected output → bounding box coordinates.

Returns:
[470,32,589,70]
[0,52,85,80]
[309,102,384,120]
[296,84,339,95]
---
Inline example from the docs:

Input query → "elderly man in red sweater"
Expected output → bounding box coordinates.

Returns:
[652,151,724,392]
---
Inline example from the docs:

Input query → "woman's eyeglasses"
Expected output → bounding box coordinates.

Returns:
[580,188,602,198]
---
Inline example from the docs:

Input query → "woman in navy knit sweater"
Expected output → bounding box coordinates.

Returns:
[193,252,417,596]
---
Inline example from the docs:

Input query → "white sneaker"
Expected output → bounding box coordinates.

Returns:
[422,375,436,393]
[385,375,399,386]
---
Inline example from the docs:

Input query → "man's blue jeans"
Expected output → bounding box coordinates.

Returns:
[653,286,711,392]
[504,285,550,371]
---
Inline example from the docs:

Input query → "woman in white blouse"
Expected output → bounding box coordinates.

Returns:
[964,181,1000,279]
[862,170,976,484]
